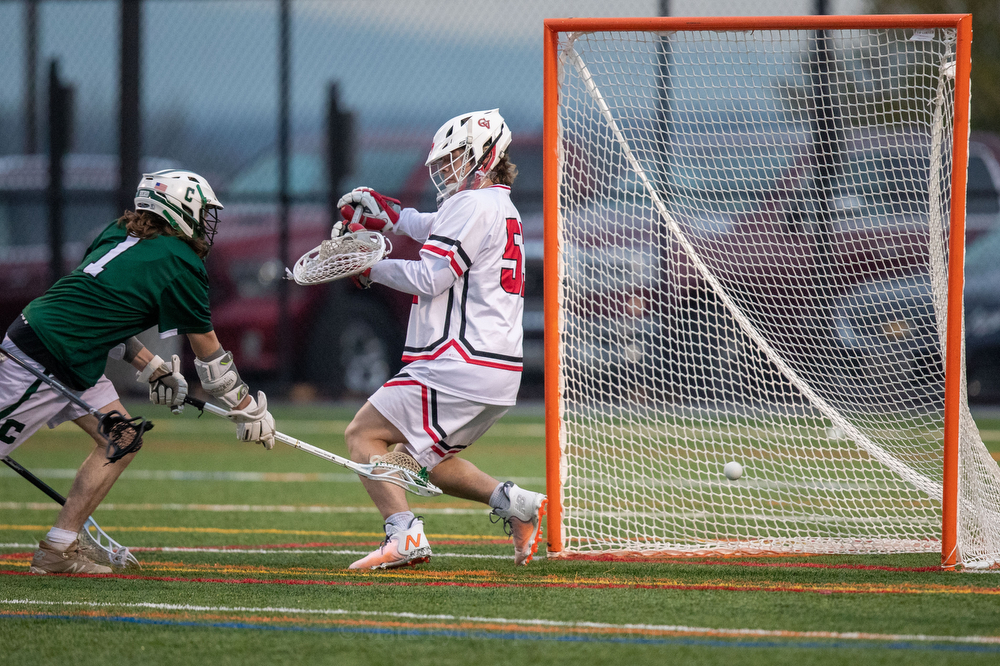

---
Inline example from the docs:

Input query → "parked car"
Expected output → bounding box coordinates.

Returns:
[555,123,1000,408]
[0,136,546,399]
[208,132,545,397]
[965,224,1000,402]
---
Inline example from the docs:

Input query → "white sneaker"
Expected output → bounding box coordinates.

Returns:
[491,483,547,565]
[349,516,433,570]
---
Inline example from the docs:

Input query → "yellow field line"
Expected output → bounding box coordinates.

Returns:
[0,524,504,541]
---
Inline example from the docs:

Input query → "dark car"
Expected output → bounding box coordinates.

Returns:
[554,123,1000,408]
[965,226,1000,402]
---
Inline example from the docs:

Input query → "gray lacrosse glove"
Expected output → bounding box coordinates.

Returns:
[138,354,188,415]
[226,390,276,450]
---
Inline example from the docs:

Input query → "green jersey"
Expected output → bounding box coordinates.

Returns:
[21,221,213,389]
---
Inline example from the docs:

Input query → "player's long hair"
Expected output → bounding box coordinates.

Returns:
[489,154,517,186]
[117,210,210,259]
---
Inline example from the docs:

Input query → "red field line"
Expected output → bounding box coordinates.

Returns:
[127,539,510,551]
[3,569,997,596]
[642,558,941,573]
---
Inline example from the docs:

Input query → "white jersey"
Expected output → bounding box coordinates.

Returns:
[368,185,524,405]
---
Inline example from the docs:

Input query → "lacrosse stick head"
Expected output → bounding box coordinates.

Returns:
[288,230,391,286]
[78,517,140,569]
[99,411,153,464]
[369,450,440,497]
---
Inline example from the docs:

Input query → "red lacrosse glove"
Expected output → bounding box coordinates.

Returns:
[352,267,373,290]
[336,187,401,235]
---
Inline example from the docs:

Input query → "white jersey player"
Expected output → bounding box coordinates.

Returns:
[334,109,546,570]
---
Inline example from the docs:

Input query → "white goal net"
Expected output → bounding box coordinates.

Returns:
[548,19,1000,567]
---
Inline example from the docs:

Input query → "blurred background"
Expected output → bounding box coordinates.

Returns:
[1,0,998,403]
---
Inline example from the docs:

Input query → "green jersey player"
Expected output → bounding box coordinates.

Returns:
[0,169,275,575]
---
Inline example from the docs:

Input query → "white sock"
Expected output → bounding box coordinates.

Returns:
[489,481,512,512]
[45,527,78,551]
[384,511,415,538]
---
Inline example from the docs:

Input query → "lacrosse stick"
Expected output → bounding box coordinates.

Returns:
[0,348,152,463]
[183,396,442,497]
[2,456,139,568]
[285,229,392,286]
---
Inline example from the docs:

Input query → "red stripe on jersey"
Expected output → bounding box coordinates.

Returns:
[419,384,439,443]
[421,244,448,257]
[383,379,423,388]
[401,339,522,372]
[383,378,440,444]
[430,444,447,458]
[422,243,465,277]
[412,295,419,305]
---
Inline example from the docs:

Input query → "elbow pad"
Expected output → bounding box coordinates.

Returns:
[194,350,248,408]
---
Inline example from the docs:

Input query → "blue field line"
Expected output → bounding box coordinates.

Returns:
[3,613,999,653]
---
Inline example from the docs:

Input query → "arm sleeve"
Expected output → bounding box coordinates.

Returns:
[368,193,489,297]
[392,208,437,242]
[369,255,458,297]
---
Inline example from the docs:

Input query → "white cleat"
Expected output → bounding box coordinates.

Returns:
[349,516,432,570]
[491,483,547,565]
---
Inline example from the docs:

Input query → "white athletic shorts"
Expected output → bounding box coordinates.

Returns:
[368,374,509,470]
[0,337,120,458]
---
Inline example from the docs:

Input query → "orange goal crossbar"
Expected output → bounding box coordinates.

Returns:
[542,15,973,567]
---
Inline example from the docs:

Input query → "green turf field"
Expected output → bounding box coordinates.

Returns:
[2,401,999,665]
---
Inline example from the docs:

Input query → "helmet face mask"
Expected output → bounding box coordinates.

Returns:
[425,109,512,208]
[428,148,476,206]
[134,169,223,246]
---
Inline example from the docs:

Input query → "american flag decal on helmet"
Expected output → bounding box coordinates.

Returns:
[154,182,168,192]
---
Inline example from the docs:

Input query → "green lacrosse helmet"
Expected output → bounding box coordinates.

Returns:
[134,169,224,245]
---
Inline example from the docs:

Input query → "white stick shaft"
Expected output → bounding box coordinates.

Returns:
[196,400,388,477]
[273,431,358,469]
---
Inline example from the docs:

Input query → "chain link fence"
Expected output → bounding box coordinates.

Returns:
[0,0,875,398]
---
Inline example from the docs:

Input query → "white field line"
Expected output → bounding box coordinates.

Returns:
[1,598,998,644]
[1,500,936,527]
[0,467,546,485]
[0,502,490,515]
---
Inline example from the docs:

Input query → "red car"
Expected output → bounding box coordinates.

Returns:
[196,132,546,396]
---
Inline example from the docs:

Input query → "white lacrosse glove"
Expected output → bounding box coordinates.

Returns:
[335,187,401,236]
[226,390,276,450]
[138,354,188,415]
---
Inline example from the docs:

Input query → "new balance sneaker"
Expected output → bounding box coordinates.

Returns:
[491,483,547,565]
[30,539,113,575]
[349,516,433,570]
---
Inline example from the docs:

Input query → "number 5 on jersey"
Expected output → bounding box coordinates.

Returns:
[501,217,524,296]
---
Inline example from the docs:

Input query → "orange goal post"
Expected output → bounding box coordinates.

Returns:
[542,15,1000,568]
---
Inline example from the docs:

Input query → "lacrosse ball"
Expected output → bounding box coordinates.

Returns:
[723,461,743,481]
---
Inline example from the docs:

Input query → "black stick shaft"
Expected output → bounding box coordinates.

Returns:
[184,396,206,410]
[0,348,97,417]
[2,455,67,506]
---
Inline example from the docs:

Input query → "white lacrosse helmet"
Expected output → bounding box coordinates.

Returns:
[425,108,512,207]
[134,169,224,245]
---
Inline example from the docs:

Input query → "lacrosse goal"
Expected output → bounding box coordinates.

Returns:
[543,15,1000,568]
